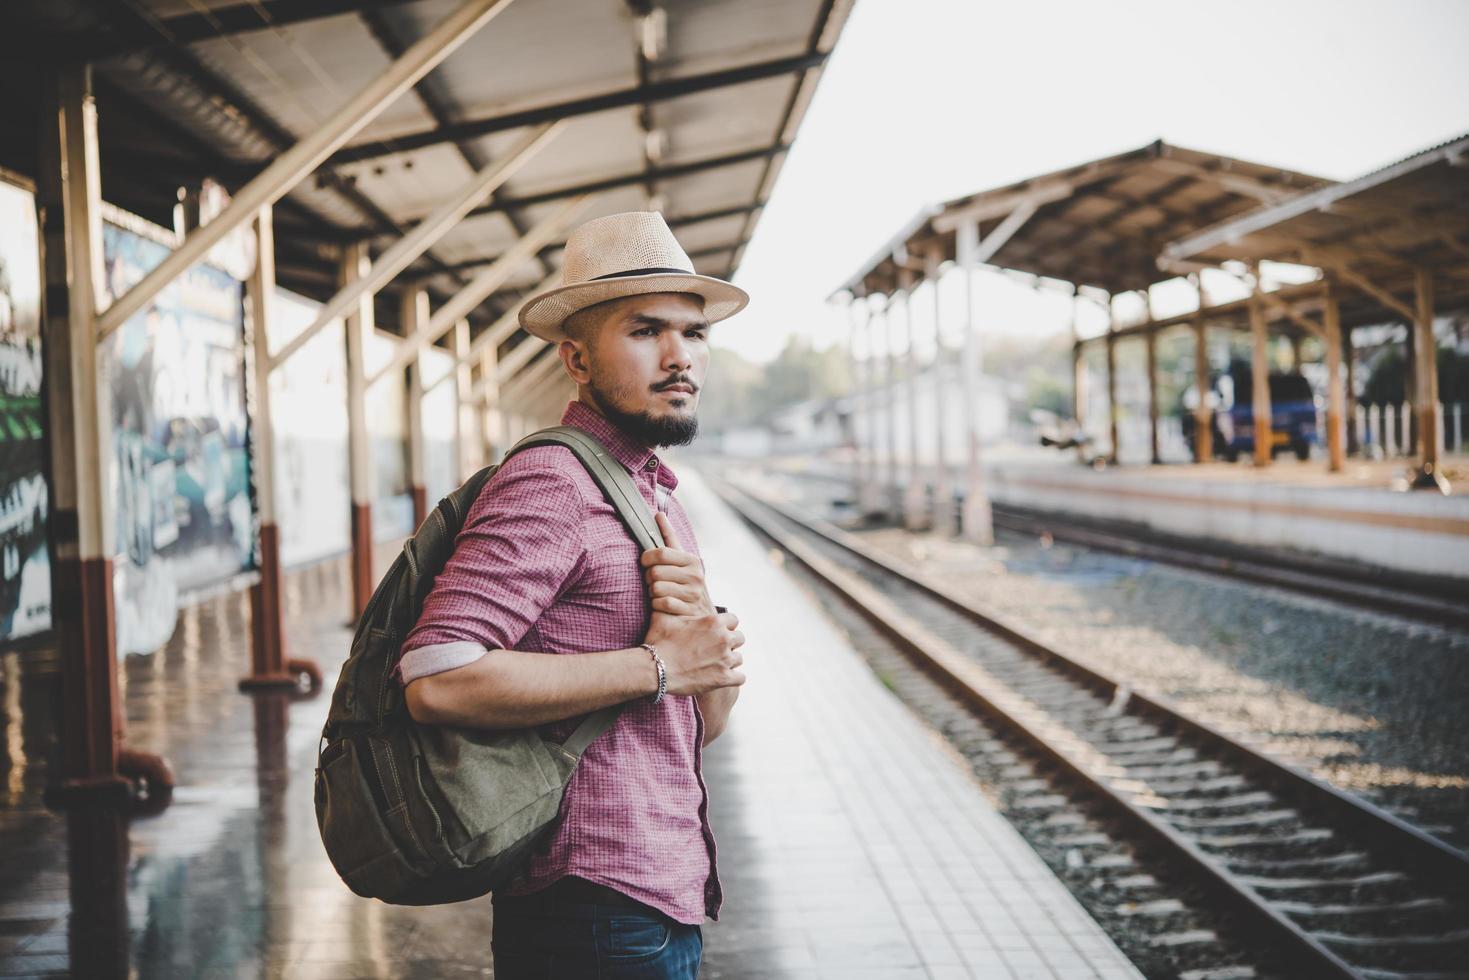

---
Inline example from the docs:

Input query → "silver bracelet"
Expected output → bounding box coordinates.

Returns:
[640,642,666,705]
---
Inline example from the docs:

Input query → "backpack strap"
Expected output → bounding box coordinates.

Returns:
[503,425,668,758]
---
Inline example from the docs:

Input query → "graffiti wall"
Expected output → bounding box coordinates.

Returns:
[0,178,50,643]
[102,216,254,656]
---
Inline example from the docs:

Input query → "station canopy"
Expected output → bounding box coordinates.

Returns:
[1164,133,1469,327]
[839,140,1328,298]
[1,0,851,345]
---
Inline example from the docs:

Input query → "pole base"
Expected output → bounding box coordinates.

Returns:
[1408,463,1451,494]
[44,745,175,816]
[238,672,299,691]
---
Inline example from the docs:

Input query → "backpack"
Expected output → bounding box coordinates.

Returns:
[313,425,664,905]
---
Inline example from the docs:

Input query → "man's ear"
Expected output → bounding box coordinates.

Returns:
[559,338,592,385]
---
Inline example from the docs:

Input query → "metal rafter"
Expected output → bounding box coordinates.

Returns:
[327,51,826,166]
[357,5,556,283]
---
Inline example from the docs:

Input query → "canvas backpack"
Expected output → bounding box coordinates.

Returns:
[314,425,663,905]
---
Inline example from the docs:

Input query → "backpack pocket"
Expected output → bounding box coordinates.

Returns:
[315,737,425,900]
[414,724,575,867]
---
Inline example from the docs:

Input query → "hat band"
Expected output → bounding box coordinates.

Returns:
[588,266,692,281]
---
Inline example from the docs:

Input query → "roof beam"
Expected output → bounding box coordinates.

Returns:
[95,0,517,341]
[1149,157,1299,203]
[463,144,787,219]
[41,1,425,60]
[329,52,825,165]
[268,122,561,373]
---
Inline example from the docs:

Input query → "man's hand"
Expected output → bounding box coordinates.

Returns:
[641,513,716,618]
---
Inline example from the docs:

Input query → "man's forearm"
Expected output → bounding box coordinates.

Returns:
[405,646,657,729]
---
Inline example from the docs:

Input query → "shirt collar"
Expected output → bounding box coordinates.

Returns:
[561,400,658,474]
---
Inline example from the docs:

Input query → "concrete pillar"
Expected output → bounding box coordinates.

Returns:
[1410,268,1447,491]
[927,252,954,534]
[956,220,992,543]
[37,63,173,816]
[342,242,375,619]
[1192,274,1212,463]
[402,288,430,528]
[1248,269,1272,467]
[1323,283,1346,473]
[240,207,320,694]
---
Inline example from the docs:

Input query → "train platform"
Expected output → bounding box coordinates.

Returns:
[0,469,1142,980]
[983,453,1469,579]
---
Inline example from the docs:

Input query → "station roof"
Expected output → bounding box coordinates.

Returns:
[1164,133,1469,323]
[1,0,852,344]
[839,140,1328,298]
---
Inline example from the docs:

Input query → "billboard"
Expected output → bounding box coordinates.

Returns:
[0,177,50,643]
[102,215,254,656]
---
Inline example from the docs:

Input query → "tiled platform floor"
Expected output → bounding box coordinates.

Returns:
[0,469,1141,979]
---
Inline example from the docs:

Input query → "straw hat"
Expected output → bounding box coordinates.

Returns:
[518,211,749,342]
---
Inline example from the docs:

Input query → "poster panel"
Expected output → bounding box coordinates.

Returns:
[269,288,350,568]
[102,217,254,656]
[0,178,50,643]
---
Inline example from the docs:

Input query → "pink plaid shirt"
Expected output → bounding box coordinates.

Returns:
[397,400,721,924]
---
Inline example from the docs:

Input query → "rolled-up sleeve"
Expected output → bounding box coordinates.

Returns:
[398,448,588,684]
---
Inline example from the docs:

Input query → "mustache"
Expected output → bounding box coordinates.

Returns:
[651,374,699,393]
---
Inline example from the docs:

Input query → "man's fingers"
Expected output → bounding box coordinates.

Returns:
[728,629,745,649]
[640,546,698,569]
[646,565,701,586]
[652,596,695,616]
[654,511,684,551]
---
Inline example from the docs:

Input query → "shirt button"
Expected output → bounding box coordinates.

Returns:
[645,456,658,470]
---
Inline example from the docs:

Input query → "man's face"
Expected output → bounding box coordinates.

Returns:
[560,292,710,447]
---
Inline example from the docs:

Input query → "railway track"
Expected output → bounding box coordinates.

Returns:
[713,473,1469,980]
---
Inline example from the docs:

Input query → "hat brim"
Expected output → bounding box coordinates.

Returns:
[518,272,749,342]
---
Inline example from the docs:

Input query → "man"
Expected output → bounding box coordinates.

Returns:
[399,211,749,978]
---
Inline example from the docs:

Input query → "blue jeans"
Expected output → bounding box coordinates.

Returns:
[491,880,703,979]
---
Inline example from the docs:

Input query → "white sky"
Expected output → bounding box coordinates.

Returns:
[717,0,1469,364]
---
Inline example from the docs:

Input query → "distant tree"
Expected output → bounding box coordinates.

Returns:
[1361,346,1469,405]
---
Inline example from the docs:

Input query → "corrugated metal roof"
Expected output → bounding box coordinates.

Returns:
[0,0,854,357]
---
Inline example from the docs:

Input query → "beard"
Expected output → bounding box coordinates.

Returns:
[588,377,700,448]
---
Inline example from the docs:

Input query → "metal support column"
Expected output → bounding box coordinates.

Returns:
[1193,274,1212,463]
[1323,283,1346,473]
[403,287,430,527]
[1105,294,1119,465]
[1344,323,1358,455]
[1410,269,1448,491]
[859,293,883,517]
[845,293,865,509]
[881,295,899,518]
[39,63,175,815]
[899,271,927,530]
[452,318,473,481]
[342,243,375,619]
[1144,290,1160,465]
[480,343,501,463]
[928,252,954,535]
[1248,268,1273,467]
[241,206,321,693]
[956,220,992,544]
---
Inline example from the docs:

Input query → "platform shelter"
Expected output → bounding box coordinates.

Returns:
[0,0,851,828]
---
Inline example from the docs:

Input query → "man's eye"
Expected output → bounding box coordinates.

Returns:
[686,329,707,340]
[634,327,656,336]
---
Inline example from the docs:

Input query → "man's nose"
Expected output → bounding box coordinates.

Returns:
[660,332,692,372]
